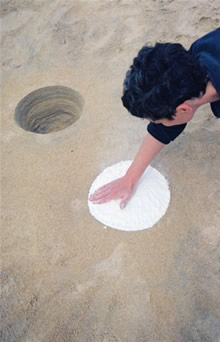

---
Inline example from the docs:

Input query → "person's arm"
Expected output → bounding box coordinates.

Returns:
[89,134,165,208]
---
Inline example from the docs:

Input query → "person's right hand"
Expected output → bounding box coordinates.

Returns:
[89,175,135,209]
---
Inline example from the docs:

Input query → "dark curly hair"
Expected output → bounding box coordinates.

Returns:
[121,43,208,120]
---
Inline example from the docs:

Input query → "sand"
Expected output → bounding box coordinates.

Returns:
[1,1,220,341]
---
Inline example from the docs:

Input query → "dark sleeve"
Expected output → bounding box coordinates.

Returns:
[211,101,220,118]
[189,28,220,118]
[147,122,187,144]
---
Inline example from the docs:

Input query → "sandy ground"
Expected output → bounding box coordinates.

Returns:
[1,1,220,341]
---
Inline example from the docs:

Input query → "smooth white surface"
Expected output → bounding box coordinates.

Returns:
[88,161,171,231]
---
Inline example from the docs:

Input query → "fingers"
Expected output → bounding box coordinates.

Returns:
[90,187,118,203]
[89,179,120,202]
[94,195,115,204]
[120,193,132,210]
[120,201,126,209]
[89,184,112,201]
[88,177,133,207]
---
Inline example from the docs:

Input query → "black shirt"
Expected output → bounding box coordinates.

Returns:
[147,28,220,144]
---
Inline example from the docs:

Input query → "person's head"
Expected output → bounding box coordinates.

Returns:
[121,43,208,125]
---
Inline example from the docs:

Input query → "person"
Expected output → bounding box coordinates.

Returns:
[89,28,220,209]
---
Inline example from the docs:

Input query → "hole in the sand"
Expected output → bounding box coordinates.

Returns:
[14,86,84,134]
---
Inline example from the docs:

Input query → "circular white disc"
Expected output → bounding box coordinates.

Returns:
[88,160,170,231]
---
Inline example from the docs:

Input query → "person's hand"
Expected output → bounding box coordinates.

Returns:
[89,176,135,209]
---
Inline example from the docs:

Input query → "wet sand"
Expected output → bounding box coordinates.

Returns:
[1,1,220,341]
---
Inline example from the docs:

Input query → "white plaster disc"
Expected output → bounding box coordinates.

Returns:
[88,160,170,231]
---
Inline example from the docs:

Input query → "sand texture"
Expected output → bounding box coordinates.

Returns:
[1,1,220,341]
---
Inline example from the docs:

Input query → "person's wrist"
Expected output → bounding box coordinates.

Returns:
[124,171,138,188]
